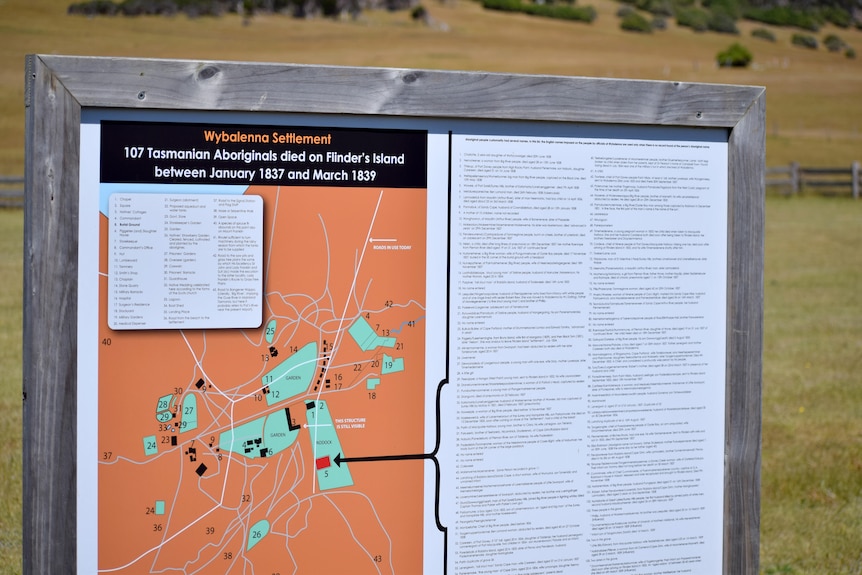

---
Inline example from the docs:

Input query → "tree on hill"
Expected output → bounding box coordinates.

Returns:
[615,0,862,33]
[68,0,419,18]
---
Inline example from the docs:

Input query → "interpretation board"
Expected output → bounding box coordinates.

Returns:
[23,55,764,575]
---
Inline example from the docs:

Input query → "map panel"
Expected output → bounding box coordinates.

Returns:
[97,181,428,574]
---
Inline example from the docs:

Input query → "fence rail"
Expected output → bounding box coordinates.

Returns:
[0,176,24,208]
[766,162,861,198]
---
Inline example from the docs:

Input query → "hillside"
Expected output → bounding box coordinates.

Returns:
[1,0,861,171]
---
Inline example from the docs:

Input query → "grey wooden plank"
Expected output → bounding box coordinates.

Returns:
[801,167,852,175]
[23,54,80,574]
[38,55,763,128]
[723,88,765,575]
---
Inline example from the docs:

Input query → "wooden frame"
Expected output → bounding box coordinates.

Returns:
[24,54,764,574]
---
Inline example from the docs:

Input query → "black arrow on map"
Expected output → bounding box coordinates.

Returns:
[328,380,450,573]
[333,452,431,467]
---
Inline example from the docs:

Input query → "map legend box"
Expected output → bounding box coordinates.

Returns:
[107,193,263,330]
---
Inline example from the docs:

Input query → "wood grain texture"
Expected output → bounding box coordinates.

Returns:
[23,54,80,574]
[23,54,764,574]
[38,55,761,127]
[724,89,765,575]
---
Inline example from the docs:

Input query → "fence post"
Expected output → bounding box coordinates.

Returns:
[852,161,860,200]
[790,162,800,195]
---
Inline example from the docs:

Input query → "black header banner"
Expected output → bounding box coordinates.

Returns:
[100,121,428,188]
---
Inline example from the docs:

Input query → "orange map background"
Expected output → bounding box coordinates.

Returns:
[97,184,428,574]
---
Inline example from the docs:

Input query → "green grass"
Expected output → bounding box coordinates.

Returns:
[0,210,22,575]
[760,196,862,575]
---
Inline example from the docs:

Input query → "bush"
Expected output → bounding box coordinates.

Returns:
[751,27,776,42]
[846,47,856,59]
[676,6,709,31]
[651,15,667,29]
[708,10,739,34]
[481,0,597,22]
[823,34,845,52]
[68,0,120,14]
[701,0,740,19]
[616,4,634,16]
[716,42,752,67]
[68,0,233,15]
[481,0,520,11]
[819,6,851,28]
[68,0,310,16]
[633,0,672,16]
[791,33,819,49]
[529,2,597,22]
[743,6,820,32]
[620,10,652,31]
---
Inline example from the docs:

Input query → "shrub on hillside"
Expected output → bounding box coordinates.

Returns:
[68,0,230,15]
[411,4,428,20]
[823,33,846,52]
[743,6,820,31]
[617,4,635,17]
[846,47,856,59]
[819,5,851,28]
[481,0,596,22]
[530,2,597,22]
[708,10,739,34]
[70,0,417,17]
[68,0,120,14]
[701,0,740,19]
[481,0,520,11]
[676,6,709,31]
[670,0,694,9]
[716,42,752,67]
[633,0,672,16]
[751,27,776,41]
[791,33,818,49]
[620,10,652,31]
[651,15,667,29]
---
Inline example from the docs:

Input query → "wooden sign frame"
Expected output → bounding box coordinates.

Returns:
[23,54,763,574]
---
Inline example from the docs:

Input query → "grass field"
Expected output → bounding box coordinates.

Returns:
[760,196,862,575]
[1,0,861,573]
[0,209,22,574]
